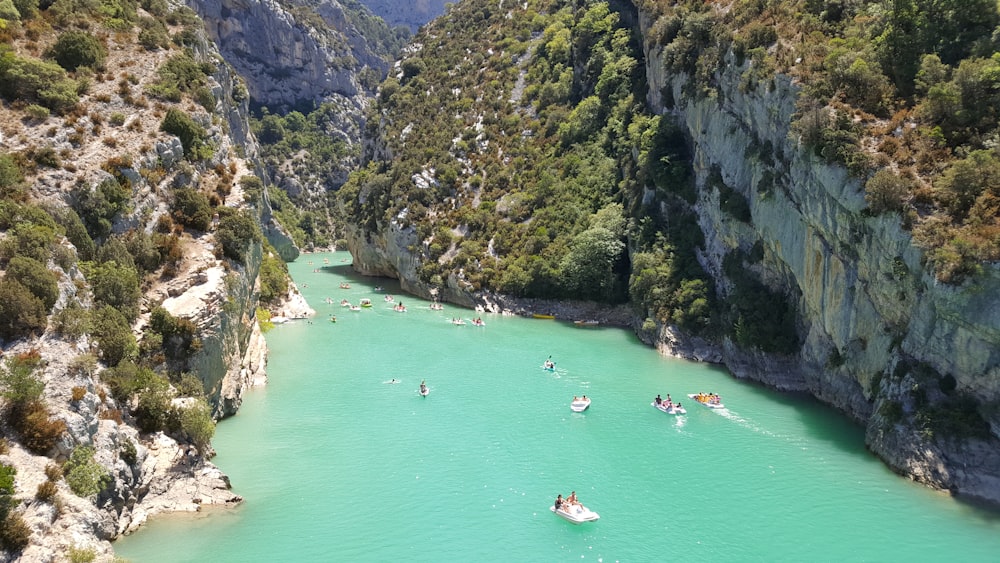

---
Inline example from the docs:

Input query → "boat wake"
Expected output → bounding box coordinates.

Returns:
[717,409,781,438]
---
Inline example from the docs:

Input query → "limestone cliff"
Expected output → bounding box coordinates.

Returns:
[189,0,387,111]
[638,12,1000,503]
[353,0,447,33]
[0,6,301,558]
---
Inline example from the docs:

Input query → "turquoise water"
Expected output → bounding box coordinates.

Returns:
[115,251,1000,561]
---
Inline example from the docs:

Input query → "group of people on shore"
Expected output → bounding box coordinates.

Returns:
[554,491,581,511]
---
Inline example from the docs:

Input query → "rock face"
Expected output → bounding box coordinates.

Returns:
[189,0,387,111]
[637,11,1000,503]
[353,0,448,32]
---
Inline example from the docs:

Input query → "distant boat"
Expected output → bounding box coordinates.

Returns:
[574,320,598,327]
[570,396,591,412]
[360,298,372,308]
[532,313,555,319]
[688,393,724,409]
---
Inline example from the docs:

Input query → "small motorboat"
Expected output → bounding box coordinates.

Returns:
[551,503,599,524]
[688,393,724,409]
[360,299,372,308]
[574,320,599,327]
[652,401,685,415]
[430,302,444,311]
[470,318,486,327]
[339,282,351,289]
[570,396,591,412]
[384,294,394,302]
[349,305,361,312]
[451,318,466,325]
[394,304,407,312]
[340,299,350,307]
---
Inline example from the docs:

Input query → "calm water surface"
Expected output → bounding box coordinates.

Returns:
[115,252,1000,561]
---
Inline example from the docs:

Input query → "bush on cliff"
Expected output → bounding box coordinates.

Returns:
[0,462,29,554]
[0,278,48,341]
[5,256,58,310]
[63,446,110,498]
[215,208,261,263]
[50,30,107,71]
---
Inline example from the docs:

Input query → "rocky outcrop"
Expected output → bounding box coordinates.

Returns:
[189,0,386,111]
[638,10,1000,503]
[353,0,448,32]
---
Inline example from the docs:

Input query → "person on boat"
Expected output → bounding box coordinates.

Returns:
[655,394,662,405]
[581,395,587,401]
[555,494,563,510]
[567,491,579,506]
[420,380,427,393]
[666,394,672,404]
[573,396,579,402]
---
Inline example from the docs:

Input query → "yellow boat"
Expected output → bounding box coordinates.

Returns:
[532,313,555,319]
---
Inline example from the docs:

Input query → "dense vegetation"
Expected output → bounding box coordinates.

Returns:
[341,0,1000,357]
[340,0,715,334]
[636,0,1000,284]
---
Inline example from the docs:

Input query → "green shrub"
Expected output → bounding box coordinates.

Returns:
[0,153,23,196]
[171,187,212,230]
[0,221,57,264]
[137,16,170,50]
[87,261,140,322]
[0,354,44,405]
[67,546,97,563]
[63,446,110,498]
[865,169,912,215]
[50,30,106,71]
[53,300,91,339]
[258,252,288,304]
[0,278,48,341]
[177,397,214,451]
[215,208,261,263]
[71,177,129,242]
[120,439,137,465]
[24,104,49,120]
[147,52,208,102]
[0,52,79,113]
[91,305,137,366]
[160,108,206,158]
[52,207,96,261]
[5,255,58,310]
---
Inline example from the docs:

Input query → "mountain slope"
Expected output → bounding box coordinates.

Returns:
[341,0,1000,504]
